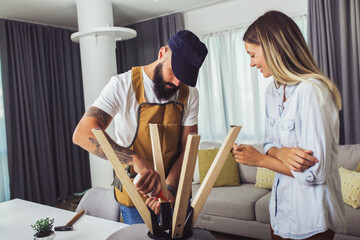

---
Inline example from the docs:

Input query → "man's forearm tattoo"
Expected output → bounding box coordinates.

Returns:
[89,137,107,159]
[110,141,134,155]
[89,137,134,165]
[85,106,134,164]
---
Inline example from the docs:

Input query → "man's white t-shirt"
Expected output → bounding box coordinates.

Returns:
[92,69,199,147]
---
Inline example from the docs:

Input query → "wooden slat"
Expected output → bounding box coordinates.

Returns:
[92,129,153,233]
[191,126,241,227]
[149,123,168,200]
[172,134,200,239]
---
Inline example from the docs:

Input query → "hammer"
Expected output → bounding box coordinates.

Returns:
[54,209,85,231]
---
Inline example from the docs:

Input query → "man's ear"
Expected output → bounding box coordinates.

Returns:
[158,46,168,62]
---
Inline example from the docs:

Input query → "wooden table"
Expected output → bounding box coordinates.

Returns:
[0,199,127,239]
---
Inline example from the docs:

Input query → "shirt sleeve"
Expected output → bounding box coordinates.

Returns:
[91,76,124,118]
[291,81,338,185]
[182,87,199,126]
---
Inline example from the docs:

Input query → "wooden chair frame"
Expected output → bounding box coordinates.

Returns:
[92,125,241,239]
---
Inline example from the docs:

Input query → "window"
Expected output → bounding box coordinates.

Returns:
[0,57,10,202]
[197,15,307,144]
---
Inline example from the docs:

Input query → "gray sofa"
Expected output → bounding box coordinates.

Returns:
[192,143,360,240]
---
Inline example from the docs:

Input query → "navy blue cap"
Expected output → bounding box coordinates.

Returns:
[168,30,208,87]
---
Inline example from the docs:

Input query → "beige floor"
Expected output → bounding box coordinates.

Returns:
[53,195,256,240]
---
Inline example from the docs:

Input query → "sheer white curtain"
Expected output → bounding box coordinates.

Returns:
[197,15,307,144]
[0,58,10,202]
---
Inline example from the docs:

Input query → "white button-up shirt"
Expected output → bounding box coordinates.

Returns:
[264,79,346,239]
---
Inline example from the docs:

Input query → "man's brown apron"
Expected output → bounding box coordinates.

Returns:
[114,66,189,207]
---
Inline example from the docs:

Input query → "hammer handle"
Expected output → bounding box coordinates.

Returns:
[65,209,85,226]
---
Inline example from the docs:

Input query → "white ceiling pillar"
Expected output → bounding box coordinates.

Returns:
[72,0,136,189]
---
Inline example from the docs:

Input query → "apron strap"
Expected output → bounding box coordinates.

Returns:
[113,172,137,192]
[177,84,189,106]
[131,66,146,104]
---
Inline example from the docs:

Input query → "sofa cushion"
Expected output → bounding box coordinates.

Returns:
[255,191,271,223]
[344,204,360,236]
[192,183,270,220]
[338,144,360,171]
[193,142,223,184]
[238,164,257,184]
[339,167,360,209]
[255,167,276,189]
[198,149,240,187]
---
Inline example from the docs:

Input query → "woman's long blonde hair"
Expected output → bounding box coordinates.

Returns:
[243,11,342,110]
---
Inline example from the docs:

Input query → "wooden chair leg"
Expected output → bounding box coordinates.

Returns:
[191,126,242,227]
[92,129,153,234]
[171,134,201,239]
[149,123,168,200]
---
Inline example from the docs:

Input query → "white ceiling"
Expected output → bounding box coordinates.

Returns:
[0,0,223,29]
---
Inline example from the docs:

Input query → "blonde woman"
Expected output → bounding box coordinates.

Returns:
[232,11,346,240]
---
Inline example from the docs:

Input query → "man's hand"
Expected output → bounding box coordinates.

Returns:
[274,148,318,172]
[132,154,162,197]
[145,190,175,215]
[232,144,263,167]
[145,197,161,215]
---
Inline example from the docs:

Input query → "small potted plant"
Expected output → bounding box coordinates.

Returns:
[31,217,56,240]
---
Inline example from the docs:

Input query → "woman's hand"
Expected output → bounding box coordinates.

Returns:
[269,147,318,172]
[232,144,263,167]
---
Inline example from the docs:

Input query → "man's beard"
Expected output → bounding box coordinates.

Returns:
[153,63,180,101]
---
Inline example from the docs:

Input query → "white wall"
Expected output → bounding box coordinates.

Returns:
[184,0,307,35]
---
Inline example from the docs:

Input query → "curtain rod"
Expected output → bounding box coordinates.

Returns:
[196,13,307,37]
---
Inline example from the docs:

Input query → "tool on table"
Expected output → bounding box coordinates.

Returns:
[54,209,85,231]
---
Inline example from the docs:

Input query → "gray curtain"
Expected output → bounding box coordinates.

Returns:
[116,13,184,73]
[0,19,91,205]
[308,0,360,144]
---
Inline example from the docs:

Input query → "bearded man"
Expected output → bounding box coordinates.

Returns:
[72,30,208,224]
